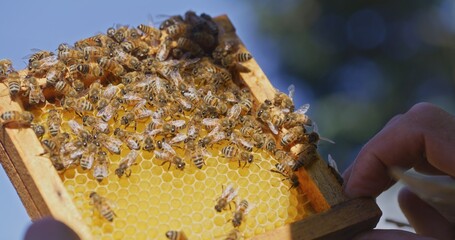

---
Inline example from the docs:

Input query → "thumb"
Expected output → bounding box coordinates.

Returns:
[353,229,436,240]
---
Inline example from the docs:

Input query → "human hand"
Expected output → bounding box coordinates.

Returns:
[24,217,79,240]
[342,102,455,240]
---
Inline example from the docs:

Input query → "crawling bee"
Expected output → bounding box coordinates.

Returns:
[80,143,98,170]
[274,84,296,113]
[280,125,306,148]
[115,150,139,177]
[23,77,45,105]
[93,151,109,182]
[89,191,116,222]
[232,199,251,228]
[47,109,62,137]
[215,184,238,212]
[82,115,109,133]
[5,71,21,99]
[165,230,187,240]
[99,57,125,76]
[220,145,254,168]
[271,163,300,189]
[0,111,34,128]
[154,150,185,170]
[31,124,45,139]
[113,128,143,150]
[93,131,123,155]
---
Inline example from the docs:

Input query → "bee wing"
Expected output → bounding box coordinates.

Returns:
[126,139,140,150]
[169,133,188,144]
[294,104,310,115]
[162,142,176,155]
[135,108,152,119]
[68,120,83,135]
[202,118,219,126]
[287,84,295,99]
[70,149,85,160]
[207,125,220,137]
[95,119,109,132]
[212,131,226,143]
[227,104,241,120]
[327,154,339,173]
[103,84,118,100]
[267,121,279,135]
[126,150,139,165]
[41,55,59,67]
[226,188,238,202]
[170,119,186,128]
[313,122,335,144]
[239,138,253,149]
[97,104,115,121]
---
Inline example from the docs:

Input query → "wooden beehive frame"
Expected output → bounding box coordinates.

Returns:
[0,15,381,240]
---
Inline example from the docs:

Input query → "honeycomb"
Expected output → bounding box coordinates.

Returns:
[30,101,313,239]
[3,11,322,240]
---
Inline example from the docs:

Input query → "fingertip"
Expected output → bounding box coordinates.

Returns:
[24,217,80,240]
[354,229,435,240]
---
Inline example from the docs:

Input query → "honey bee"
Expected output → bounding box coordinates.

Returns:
[115,150,139,177]
[27,50,54,66]
[121,71,145,85]
[232,199,251,228]
[62,96,94,116]
[82,46,108,62]
[120,103,152,130]
[224,229,242,240]
[112,50,142,71]
[198,126,226,148]
[6,71,21,98]
[58,48,83,64]
[74,35,105,49]
[80,143,97,170]
[154,150,185,170]
[192,31,216,50]
[87,80,102,104]
[137,24,161,37]
[166,22,189,39]
[230,132,254,152]
[76,63,104,77]
[45,61,66,86]
[40,133,69,156]
[280,125,305,148]
[0,59,13,76]
[159,14,184,30]
[60,139,86,161]
[55,80,78,98]
[31,124,45,139]
[89,191,116,221]
[221,145,254,167]
[156,36,173,62]
[114,128,143,150]
[68,119,93,144]
[142,135,155,152]
[0,111,34,128]
[168,133,188,145]
[293,143,318,171]
[97,97,123,122]
[176,37,203,57]
[93,151,109,182]
[98,57,125,76]
[215,184,238,212]
[264,133,277,154]
[82,115,109,133]
[274,84,295,113]
[221,52,253,68]
[93,131,123,154]
[165,230,187,240]
[212,39,238,61]
[271,163,300,189]
[22,77,45,105]
[47,109,62,137]
[257,107,286,135]
[283,104,312,129]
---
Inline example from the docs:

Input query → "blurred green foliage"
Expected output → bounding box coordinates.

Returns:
[253,0,455,170]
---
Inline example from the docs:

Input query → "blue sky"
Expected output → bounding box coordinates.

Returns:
[0,1,295,239]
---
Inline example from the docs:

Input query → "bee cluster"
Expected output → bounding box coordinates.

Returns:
[0,11,322,239]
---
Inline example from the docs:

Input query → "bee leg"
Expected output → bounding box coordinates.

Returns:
[126,169,132,177]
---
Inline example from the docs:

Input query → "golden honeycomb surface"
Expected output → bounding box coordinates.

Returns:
[30,102,314,240]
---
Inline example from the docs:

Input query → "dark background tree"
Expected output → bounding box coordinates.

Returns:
[253,0,455,170]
